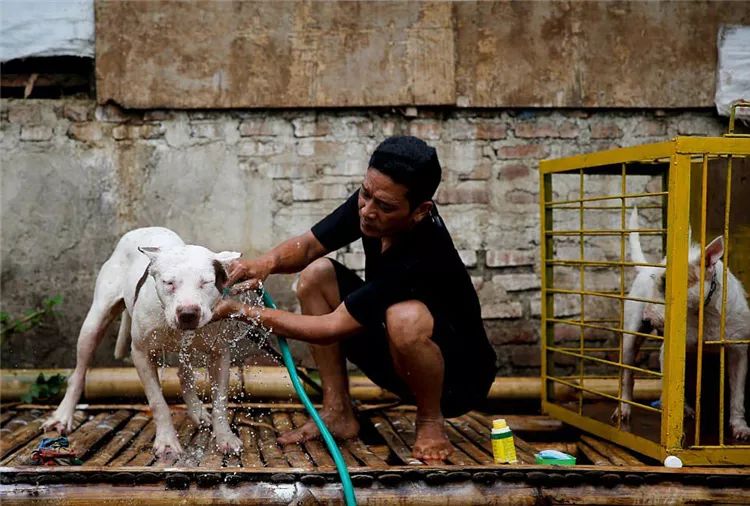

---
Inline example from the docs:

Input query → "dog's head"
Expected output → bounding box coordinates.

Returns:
[643,236,724,331]
[138,245,241,330]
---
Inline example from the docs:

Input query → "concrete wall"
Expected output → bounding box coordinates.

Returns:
[0,98,726,374]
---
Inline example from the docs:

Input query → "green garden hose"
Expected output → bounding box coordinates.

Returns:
[261,290,357,506]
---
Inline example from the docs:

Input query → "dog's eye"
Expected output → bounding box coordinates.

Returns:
[200,279,212,287]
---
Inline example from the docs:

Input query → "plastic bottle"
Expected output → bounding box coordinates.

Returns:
[491,418,518,464]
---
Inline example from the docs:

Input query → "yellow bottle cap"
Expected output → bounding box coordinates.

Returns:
[493,418,507,429]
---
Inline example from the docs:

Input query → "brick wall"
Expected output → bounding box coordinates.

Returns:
[0,99,725,373]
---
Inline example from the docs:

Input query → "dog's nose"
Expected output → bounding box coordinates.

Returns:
[176,305,201,329]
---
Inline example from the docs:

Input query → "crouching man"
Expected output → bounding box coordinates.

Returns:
[213,136,497,463]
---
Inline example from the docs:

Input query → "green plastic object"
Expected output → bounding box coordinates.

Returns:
[534,449,576,466]
[261,290,357,506]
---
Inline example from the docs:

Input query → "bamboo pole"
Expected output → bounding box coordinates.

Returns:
[0,368,662,402]
[577,440,612,465]
[370,413,421,465]
[2,410,88,466]
[271,412,313,469]
[290,411,334,469]
[0,410,51,459]
[86,412,149,466]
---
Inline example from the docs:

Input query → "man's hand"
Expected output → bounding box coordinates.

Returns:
[225,258,273,294]
[211,299,262,324]
[211,299,244,322]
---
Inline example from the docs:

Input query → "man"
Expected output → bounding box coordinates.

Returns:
[213,136,497,463]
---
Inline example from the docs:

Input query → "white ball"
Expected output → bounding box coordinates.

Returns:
[663,455,683,468]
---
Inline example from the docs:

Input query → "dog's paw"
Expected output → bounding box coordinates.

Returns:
[153,430,183,459]
[187,407,212,427]
[611,405,631,424]
[215,431,242,455]
[730,421,750,441]
[684,404,696,420]
[41,414,73,434]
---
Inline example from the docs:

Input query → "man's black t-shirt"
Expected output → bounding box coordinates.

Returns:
[311,190,497,384]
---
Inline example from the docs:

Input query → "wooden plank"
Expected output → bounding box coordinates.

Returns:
[271,412,313,469]
[0,411,41,440]
[580,434,644,466]
[370,413,421,465]
[577,441,612,466]
[0,410,50,459]
[454,415,536,464]
[236,425,262,468]
[256,412,288,467]
[84,412,149,467]
[95,1,455,109]
[444,423,493,465]
[1,410,87,466]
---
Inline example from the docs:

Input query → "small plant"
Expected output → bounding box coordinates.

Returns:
[21,373,67,403]
[0,295,63,339]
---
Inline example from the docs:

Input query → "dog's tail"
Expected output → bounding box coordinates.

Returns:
[114,311,132,360]
[629,206,647,266]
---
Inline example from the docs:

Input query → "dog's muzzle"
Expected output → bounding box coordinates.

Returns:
[176,305,201,330]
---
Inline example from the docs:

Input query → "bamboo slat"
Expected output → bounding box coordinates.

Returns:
[109,419,157,467]
[444,423,493,465]
[237,425,263,468]
[577,441,612,466]
[529,442,579,457]
[289,411,334,469]
[175,420,212,468]
[0,409,17,426]
[452,415,535,464]
[84,412,150,466]
[0,411,41,440]
[580,435,644,466]
[256,412,288,467]
[0,410,50,459]
[200,412,237,468]
[460,413,539,464]
[67,410,131,460]
[343,439,388,468]
[150,411,194,467]
[1,410,87,466]
[271,412,313,469]
[370,413,421,465]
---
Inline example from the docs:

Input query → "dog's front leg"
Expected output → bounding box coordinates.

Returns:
[178,359,211,427]
[131,344,182,458]
[728,343,750,440]
[208,349,241,454]
[614,332,645,423]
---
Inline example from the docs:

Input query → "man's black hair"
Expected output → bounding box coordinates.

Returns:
[368,136,442,210]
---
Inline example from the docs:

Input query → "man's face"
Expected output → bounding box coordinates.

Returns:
[357,168,416,238]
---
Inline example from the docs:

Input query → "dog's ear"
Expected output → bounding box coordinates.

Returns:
[705,236,724,268]
[213,260,229,292]
[214,251,241,269]
[138,246,161,263]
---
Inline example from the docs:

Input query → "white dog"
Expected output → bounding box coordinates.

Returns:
[43,227,246,456]
[614,208,750,440]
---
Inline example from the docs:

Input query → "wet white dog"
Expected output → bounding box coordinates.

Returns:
[43,227,246,457]
[613,208,750,440]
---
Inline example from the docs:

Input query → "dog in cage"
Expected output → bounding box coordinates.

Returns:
[612,207,750,440]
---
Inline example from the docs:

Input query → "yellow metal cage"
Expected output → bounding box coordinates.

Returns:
[539,106,750,466]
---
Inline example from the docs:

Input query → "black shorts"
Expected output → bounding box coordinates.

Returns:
[329,259,495,418]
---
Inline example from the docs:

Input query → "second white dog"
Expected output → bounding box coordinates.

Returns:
[43,227,246,457]
[614,208,750,440]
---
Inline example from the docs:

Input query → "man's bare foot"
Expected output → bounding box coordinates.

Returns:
[412,417,452,464]
[277,409,359,445]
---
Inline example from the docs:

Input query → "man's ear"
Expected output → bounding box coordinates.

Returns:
[412,200,433,224]
[138,246,161,263]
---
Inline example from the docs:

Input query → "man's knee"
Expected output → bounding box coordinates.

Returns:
[385,301,434,352]
[296,258,335,300]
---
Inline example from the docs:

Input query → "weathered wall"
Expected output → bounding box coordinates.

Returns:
[96,1,750,109]
[0,98,726,374]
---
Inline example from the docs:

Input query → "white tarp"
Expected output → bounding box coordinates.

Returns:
[0,0,94,62]
[715,25,750,119]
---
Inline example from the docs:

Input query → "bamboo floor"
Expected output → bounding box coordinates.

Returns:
[1,403,749,505]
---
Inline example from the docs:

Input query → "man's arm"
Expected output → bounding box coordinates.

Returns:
[214,300,363,345]
[226,230,327,289]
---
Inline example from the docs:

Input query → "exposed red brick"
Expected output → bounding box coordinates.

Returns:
[510,346,541,367]
[497,143,548,159]
[485,319,539,345]
[506,189,536,204]
[497,163,530,181]
[436,184,489,204]
[591,123,623,139]
[475,121,507,140]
